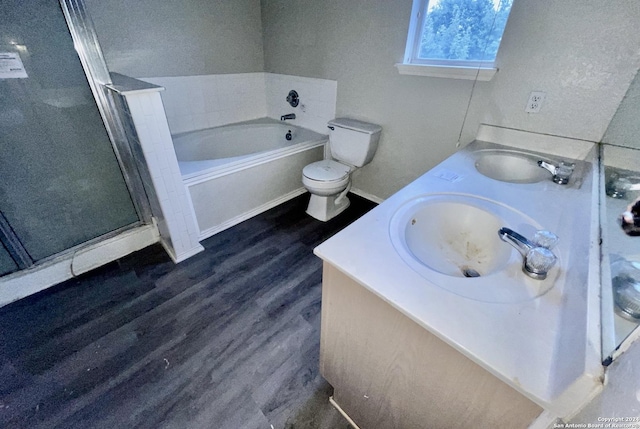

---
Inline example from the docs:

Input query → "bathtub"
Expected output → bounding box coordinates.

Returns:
[174,118,326,239]
[174,118,327,179]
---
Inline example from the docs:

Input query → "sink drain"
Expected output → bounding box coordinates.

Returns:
[461,266,481,278]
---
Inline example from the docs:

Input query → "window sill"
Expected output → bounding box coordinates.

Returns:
[395,63,497,81]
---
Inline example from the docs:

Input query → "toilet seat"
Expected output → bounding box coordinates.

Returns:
[302,160,351,191]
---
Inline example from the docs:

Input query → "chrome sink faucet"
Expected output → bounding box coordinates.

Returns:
[538,160,575,185]
[498,227,558,280]
[280,113,296,121]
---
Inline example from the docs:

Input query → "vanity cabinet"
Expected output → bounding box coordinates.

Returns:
[319,263,542,429]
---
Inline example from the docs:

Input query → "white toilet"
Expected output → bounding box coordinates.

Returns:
[302,118,382,221]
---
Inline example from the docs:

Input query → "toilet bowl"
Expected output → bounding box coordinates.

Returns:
[302,118,382,222]
[303,160,353,221]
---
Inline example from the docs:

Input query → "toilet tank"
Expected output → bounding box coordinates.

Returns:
[328,118,382,167]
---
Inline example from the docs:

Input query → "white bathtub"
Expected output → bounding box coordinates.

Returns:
[173,118,327,179]
[173,118,326,239]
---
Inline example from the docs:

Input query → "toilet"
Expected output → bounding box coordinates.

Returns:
[302,118,382,221]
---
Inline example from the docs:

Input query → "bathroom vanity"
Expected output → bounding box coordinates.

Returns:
[320,264,543,428]
[314,125,603,428]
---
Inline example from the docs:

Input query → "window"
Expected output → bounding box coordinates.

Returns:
[397,0,514,80]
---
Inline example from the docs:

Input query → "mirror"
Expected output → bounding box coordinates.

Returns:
[600,68,640,362]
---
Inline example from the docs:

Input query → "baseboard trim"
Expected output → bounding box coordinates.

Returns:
[329,396,362,429]
[0,224,159,308]
[528,411,560,429]
[159,238,205,264]
[198,188,308,241]
[350,187,384,204]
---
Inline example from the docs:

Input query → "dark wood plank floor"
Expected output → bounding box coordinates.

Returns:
[0,193,376,429]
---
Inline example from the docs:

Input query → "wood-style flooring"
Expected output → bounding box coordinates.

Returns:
[0,193,376,429]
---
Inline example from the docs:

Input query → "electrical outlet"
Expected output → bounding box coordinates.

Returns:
[525,91,546,113]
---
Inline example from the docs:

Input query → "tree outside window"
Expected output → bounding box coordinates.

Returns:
[419,0,513,63]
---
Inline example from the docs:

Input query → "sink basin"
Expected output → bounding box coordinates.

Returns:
[474,150,550,183]
[391,194,528,277]
[390,194,556,303]
[403,199,511,277]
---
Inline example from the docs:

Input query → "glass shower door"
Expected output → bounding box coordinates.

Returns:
[0,0,139,266]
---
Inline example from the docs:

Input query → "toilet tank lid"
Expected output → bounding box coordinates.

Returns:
[329,118,382,135]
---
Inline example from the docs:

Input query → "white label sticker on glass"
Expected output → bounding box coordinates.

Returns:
[0,52,28,79]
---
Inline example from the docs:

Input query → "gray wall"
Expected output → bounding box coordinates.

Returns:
[86,0,265,77]
[261,0,640,199]
[261,0,480,199]
[602,70,640,150]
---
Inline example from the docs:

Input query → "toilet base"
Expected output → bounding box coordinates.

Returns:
[306,193,350,222]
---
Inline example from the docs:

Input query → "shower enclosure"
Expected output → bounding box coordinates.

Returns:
[0,0,149,277]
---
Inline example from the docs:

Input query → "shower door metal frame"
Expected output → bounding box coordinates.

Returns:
[0,212,32,271]
[0,0,154,276]
[58,0,152,224]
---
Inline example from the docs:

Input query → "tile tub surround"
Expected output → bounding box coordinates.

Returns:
[109,73,336,262]
[143,73,337,136]
[314,135,602,420]
[142,73,267,135]
[264,73,338,135]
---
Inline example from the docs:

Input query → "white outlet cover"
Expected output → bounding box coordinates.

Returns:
[525,91,546,113]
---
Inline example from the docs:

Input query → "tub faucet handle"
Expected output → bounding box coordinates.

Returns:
[286,90,299,107]
[280,113,296,121]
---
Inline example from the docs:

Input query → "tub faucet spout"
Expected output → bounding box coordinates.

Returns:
[280,113,296,121]
[498,227,558,280]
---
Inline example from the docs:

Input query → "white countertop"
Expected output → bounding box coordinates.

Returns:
[314,134,603,418]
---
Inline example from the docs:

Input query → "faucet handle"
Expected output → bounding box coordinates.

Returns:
[555,161,575,182]
[532,230,559,250]
[524,247,557,280]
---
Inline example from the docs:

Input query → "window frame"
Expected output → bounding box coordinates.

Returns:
[397,0,507,80]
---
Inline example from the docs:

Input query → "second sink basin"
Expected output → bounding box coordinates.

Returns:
[474,149,550,183]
